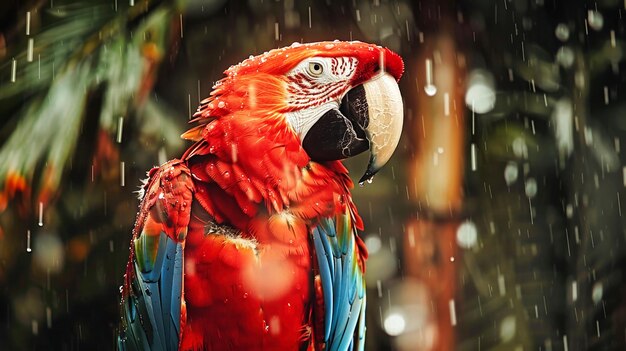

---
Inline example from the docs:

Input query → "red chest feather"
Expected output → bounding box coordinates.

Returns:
[181,203,314,350]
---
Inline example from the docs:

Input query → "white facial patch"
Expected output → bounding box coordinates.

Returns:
[285,100,340,141]
[284,56,357,140]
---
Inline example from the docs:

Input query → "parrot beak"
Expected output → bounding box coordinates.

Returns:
[354,73,404,183]
[302,72,403,183]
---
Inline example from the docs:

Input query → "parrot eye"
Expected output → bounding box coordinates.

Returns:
[307,62,324,76]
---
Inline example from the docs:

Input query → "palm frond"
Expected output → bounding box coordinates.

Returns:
[0,1,175,210]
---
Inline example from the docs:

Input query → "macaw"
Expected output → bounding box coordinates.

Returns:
[118,41,404,351]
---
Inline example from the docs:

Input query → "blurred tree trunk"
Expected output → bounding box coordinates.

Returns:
[404,3,466,349]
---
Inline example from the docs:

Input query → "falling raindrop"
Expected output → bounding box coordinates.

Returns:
[359,176,374,187]
[365,235,382,254]
[187,94,192,119]
[34,232,65,273]
[555,23,569,41]
[525,178,538,198]
[424,59,437,96]
[46,307,52,328]
[26,230,32,252]
[504,162,519,185]
[405,19,410,41]
[512,137,528,159]
[366,245,397,284]
[566,204,574,218]
[11,58,16,83]
[470,143,477,171]
[610,30,616,48]
[27,39,34,62]
[556,47,575,68]
[448,299,457,326]
[26,12,31,35]
[554,98,574,157]
[456,221,478,249]
[465,69,496,114]
[424,85,437,96]
[498,274,506,296]
[384,313,406,336]
[117,117,124,143]
[500,316,516,342]
[179,14,184,38]
[38,202,43,227]
[587,10,603,31]
[120,161,125,187]
[158,147,167,165]
[592,282,603,304]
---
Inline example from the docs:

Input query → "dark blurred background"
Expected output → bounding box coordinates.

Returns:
[1,0,626,350]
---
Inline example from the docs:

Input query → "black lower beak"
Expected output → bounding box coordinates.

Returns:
[302,85,370,162]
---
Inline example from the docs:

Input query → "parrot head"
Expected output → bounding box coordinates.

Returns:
[188,41,404,183]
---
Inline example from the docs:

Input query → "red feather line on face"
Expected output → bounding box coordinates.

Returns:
[285,56,357,111]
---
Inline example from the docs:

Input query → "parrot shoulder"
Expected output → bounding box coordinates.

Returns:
[134,159,195,242]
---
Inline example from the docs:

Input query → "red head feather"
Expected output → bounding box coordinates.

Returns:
[188,41,403,123]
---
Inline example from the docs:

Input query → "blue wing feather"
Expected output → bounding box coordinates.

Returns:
[313,227,334,341]
[159,238,175,346]
[170,243,184,334]
[119,232,183,351]
[334,248,351,333]
[338,296,363,351]
[355,295,367,351]
[312,209,367,351]
[332,256,344,332]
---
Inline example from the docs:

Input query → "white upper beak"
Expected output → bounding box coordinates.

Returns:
[359,73,404,183]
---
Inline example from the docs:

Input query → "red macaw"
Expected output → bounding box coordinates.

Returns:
[118,41,404,351]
